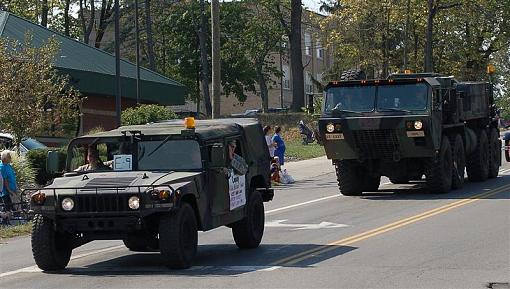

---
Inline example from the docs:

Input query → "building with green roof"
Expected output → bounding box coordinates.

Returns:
[0,11,186,133]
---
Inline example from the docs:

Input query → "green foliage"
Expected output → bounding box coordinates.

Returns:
[26,148,67,186]
[0,223,32,239]
[121,104,177,126]
[10,154,36,189]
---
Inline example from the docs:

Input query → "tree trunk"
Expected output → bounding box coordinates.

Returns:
[41,0,49,27]
[256,62,269,113]
[424,0,435,72]
[95,0,114,48]
[64,0,71,36]
[79,0,95,45]
[290,0,304,112]
[145,0,156,71]
[198,0,212,117]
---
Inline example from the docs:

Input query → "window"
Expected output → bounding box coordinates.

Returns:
[316,40,324,59]
[305,72,313,94]
[138,140,202,171]
[282,65,290,90]
[304,33,312,56]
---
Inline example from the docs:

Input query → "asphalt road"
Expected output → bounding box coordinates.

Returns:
[1,154,509,289]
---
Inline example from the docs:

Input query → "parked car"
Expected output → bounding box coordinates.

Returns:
[231,107,289,118]
[0,133,47,155]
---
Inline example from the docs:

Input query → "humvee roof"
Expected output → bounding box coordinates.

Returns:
[79,118,260,141]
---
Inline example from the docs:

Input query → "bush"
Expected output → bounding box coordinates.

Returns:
[26,148,67,186]
[121,104,177,126]
[10,154,36,188]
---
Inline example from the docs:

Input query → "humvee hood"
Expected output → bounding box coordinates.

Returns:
[46,171,202,191]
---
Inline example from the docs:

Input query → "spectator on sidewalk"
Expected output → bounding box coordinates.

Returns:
[263,126,277,157]
[1,150,16,218]
[272,126,286,166]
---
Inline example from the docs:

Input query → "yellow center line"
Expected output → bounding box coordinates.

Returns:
[271,183,510,266]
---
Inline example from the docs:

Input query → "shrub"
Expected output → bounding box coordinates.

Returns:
[10,154,36,189]
[26,148,67,186]
[121,104,177,126]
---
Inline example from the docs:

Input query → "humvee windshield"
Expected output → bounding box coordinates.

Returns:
[67,138,202,172]
[324,83,429,113]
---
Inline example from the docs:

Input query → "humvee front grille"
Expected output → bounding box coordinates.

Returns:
[72,194,131,212]
[353,129,400,160]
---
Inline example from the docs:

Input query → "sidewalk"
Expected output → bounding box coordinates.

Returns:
[282,156,334,182]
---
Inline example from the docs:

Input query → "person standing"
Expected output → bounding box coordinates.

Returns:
[263,126,276,157]
[0,150,16,214]
[272,126,286,166]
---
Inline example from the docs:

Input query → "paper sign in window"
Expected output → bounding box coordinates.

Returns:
[113,155,132,171]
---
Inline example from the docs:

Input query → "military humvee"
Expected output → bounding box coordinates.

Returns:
[319,71,501,195]
[29,118,273,270]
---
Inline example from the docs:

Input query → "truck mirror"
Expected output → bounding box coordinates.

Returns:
[46,150,61,174]
[210,143,225,168]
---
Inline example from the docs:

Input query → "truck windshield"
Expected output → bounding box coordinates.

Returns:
[67,138,202,172]
[324,83,429,114]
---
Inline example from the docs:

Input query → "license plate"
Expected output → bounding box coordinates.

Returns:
[326,133,344,140]
[406,131,425,137]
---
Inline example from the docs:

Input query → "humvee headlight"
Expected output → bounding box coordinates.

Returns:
[61,198,74,211]
[31,191,46,205]
[128,196,140,210]
[414,120,423,130]
[326,123,335,133]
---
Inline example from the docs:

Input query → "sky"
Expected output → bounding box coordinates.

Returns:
[302,0,323,13]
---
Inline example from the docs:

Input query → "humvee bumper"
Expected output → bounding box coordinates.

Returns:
[58,215,142,233]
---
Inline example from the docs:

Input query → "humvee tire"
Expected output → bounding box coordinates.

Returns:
[363,175,381,192]
[389,176,410,184]
[451,134,466,189]
[466,130,489,182]
[232,191,264,249]
[488,128,500,179]
[426,136,453,193]
[123,234,159,252]
[340,69,366,81]
[336,160,363,196]
[31,214,72,271]
[159,203,197,269]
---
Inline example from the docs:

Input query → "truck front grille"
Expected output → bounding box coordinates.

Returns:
[71,194,131,212]
[353,129,400,160]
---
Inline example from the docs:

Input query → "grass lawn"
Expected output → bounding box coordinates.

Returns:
[0,223,31,240]
[285,140,325,162]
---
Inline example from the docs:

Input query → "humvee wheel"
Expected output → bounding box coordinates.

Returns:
[488,128,501,179]
[336,160,363,196]
[123,234,159,252]
[426,136,453,193]
[159,203,197,269]
[363,175,381,192]
[466,130,489,182]
[340,69,366,81]
[31,214,72,271]
[232,191,264,249]
[451,134,466,189]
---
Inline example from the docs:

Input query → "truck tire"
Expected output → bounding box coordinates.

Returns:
[426,136,453,193]
[232,191,265,249]
[123,234,159,252]
[31,214,72,271]
[159,203,197,269]
[363,175,381,192]
[340,69,366,81]
[336,160,363,196]
[451,134,466,189]
[389,176,410,184]
[466,130,489,182]
[488,128,500,179]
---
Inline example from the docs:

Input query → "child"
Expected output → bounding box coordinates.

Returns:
[270,156,281,183]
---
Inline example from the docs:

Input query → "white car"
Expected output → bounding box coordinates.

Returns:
[0,133,47,155]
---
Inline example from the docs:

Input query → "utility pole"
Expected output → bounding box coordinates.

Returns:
[403,0,411,70]
[114,0,121,127]
[135,0,141,105]
[211,0,221,119]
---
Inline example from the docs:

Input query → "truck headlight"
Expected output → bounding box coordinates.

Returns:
[414,120,423,130]
[326,123,335,133]
[128,196,140,210]
[61,198,74,211]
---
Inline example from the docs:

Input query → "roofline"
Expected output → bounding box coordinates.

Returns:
[0,11,8,35]
[325,78,433,90]
[0,11,184,87]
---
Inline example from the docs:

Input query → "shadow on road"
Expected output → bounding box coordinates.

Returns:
[361,174,510,201]
[44,243,356,276]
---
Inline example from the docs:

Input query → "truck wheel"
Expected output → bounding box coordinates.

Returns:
[340,69,366,81]
[123,234,159,252]
[389,176,409,184]
[466,130,489,182]
[159,203,197,269]
[31,214,72,271]
[336,160,363,196]
[426,137,453,193]
[363,175,380,192]
[488,128,500,179]
[451,134,466,189]
[232,191,265,249]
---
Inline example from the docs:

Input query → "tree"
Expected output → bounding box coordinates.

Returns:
[0,34,80,152]
[94,0,114,48]
[79,0,95,45]
[121,104,177,125]
[198,0,212,116]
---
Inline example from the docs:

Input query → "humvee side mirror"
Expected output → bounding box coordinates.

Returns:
[46,150,61,174]
[210,143,225,168]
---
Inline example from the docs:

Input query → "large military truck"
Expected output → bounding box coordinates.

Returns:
[319,71,501,195]
[29,118,273,270]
